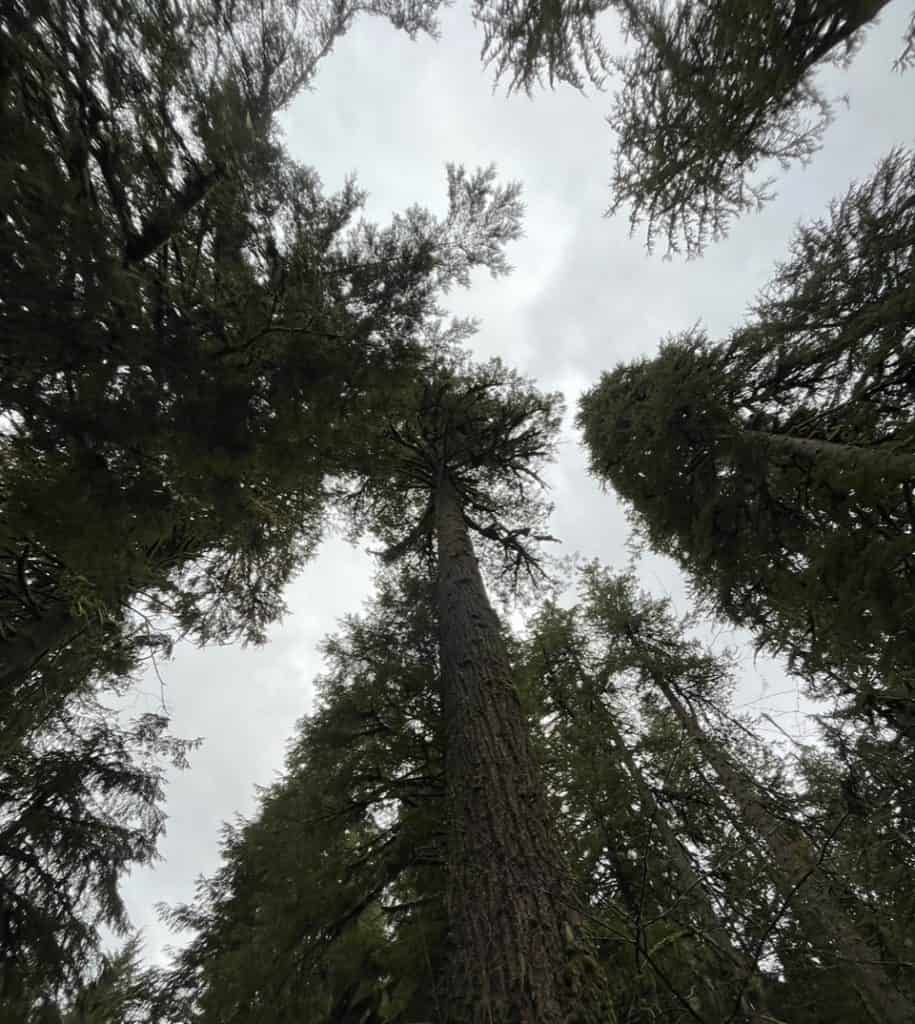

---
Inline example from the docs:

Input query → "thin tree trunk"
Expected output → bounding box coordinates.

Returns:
[603,712,777,1022]
[556,644,763,1002]
[604,713,744,955]
[656,676,915,1024]
[124,162,224,266]
[434,475,610,1023]
[741,428,915,480]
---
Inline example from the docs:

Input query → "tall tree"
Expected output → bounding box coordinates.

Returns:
[578,147,915,739]
[573,567,915,1022]
[772,728,915,1021]
[1,0,525,715]
[0,149,524,699]
[347,353,613,1022]
[160,570,449,1022]
[606,0,906,255]
[161,555,915,1021]
[13,935,162,1024]
[523,596,771,1022]
[3,5,528,1016]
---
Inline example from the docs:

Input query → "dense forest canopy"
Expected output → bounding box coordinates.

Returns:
[1,0,913,1021]
[578,147,915,739]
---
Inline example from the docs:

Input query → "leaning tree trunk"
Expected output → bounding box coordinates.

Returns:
[600,708,769,1020]
[552,642,767,1017]
[656,676,915,1024]
[740,428,915,481]
[434,475,611,1023]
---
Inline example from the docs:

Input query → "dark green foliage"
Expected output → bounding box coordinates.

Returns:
[344,356,615,1022]
[341,347,563,591]
[1,3,527,1015]
[457,0,914,253]
[555,566,915,1020]
[162,358,619,1023]
[748,722,915,1024]
[607,0,898,255]
[160,572,447,1022]
[471,0,618,93]
[579,148,915,737]
[1,934,170,1024]
[0,690,195,1012]
[1,0,525,715]
[163,563,915,1021]
[523,568,790,1022]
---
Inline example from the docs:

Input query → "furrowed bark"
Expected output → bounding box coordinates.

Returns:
[434,475,611,1023]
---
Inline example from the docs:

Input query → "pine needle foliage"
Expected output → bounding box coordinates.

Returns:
[579,148,915,739]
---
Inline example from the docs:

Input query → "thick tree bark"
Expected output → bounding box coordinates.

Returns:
[656,677,915,1024]
[434,475,611,1023]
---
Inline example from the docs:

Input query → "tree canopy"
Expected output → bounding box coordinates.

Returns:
[0,688,195,1013]
[606,0,905,255]
[151,563,915,1021]
[1,0,525,726]
[579,147,915,738]
[3,0,915,1019]
[1,3,524,1013]
[464,0,915,254]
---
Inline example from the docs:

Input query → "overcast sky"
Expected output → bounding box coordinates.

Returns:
[119,3,915,966]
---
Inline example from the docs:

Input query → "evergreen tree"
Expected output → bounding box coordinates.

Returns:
[606,0,907,255]
[470,0,617,93]
[38,936,158,1024]
[346,352,613,1022]
[773,730,915,1021]
[2,0,525,720]
[2,5,527,1017]
[523,595,771,1022]
[157,552,915,1021]
[157,354,617,1022]
[571,567,915,1022]
[465,0,914,254]
[161,570,448,1021]
[0,688,194,1013]
[578,147,915,740]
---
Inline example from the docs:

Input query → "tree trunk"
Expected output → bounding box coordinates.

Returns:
[556,644,766,1016]
[741,428,915,481]
[434,475,611,1023]
[603,713,755,964]
[656,676,915,1024]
